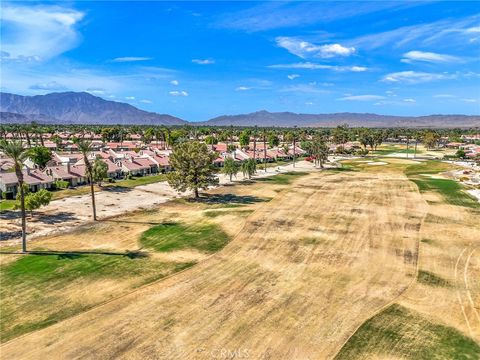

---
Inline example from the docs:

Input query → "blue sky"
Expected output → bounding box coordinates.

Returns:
[1,1,479,121]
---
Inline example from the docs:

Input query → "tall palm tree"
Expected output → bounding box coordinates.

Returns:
[77,139,97,221]
[0,140,29,252]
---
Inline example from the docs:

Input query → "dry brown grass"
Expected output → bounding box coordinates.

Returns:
[0,169,428,359]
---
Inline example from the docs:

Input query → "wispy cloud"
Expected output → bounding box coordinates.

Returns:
[0,4,84,61]
[348,15,480,50]
[339,95,385,101]
[29,81,67,91]
[169,90,189,97]
[216,2,422,32]
[86,88,105,95]
[111,57,152,62]
[269,62,367,72]
[401,50,460,63]
[382,71,456,84]
[125,96,135,100]
[170,80,179,85]
[403,98,416,103]
[276,37,355,59]
[192,59,215,65]
[280,84,330,94]
[140,99,152,104]
[235,86,251,91]
[287,74,300,80]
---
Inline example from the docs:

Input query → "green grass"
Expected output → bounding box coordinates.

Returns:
[256,171,308,185]
[417,270,451,287]
[411,178,479,208]
[0,253,195,341]
[374,148,417,155]
[140,222,230,253]
[335,304,480,360]
[402,161,478,209]
[112,174,167,188]
[0,199,16,211]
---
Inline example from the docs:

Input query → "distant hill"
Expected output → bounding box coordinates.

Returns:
[201,110,480,128]
[1,92,479,128]
[0,92,186,125]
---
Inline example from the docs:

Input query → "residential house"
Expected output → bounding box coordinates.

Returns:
[0,168,54,199]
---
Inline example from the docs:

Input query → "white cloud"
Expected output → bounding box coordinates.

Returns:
[339,95,386,101]
[29,81,67,91]
[216,2,422,32]
[280,84,330,94]
[401,50,460,63]
[235,86,251,91]
[287,74,300,80]
[462,98,478,103]
[382,71,455,84]
[350,66,368,72]
[86,88,106,95]
[0,4,84,61]
[269,62,367,72]
[169,90,189,97]
[403,98,416,103]
[465,26,480,33]
[140,99,152,104]
[125,96,135,100]
[305,102,314,105]
[276,37,355,59]
[348,15,480,50]
[192,59,215,65]
[433,94,456,98]
[111,57,152,62]
[170,80,179,85]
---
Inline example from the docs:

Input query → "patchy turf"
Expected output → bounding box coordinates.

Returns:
[140,222,230,253]
[335,304,480,360]
[0,199,16,211]
[417,270,451,287]
[410,178,479,208]
[0,253,194,342]
[255,171,309,185]
[203,209,254,218]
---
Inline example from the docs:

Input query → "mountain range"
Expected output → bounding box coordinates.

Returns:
[1,92,479,128]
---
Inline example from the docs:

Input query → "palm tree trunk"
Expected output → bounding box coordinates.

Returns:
[90,177,97,221]
[19,183,27,252]
[263,134,267,172]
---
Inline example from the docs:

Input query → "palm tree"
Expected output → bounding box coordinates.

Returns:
[0,140,29,252]
[77,139,97,221]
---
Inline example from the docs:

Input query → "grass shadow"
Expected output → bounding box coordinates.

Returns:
[189,193,268,205]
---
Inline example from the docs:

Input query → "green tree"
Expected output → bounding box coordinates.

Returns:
[223,157,240,181]
[76,139,97,220]
[241,159,256,179]
[55,179,69,189]
[239,130,250,148]
[0,140,29,252]
[455,149,466,159]
[268,133,280,147]
[28,146,52,169]
[424,131,440,149]
[167,141,219,198]
[19,188,52,216]
[205,135,218,145]
[91,158,108,186]
[312,134,329,168]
